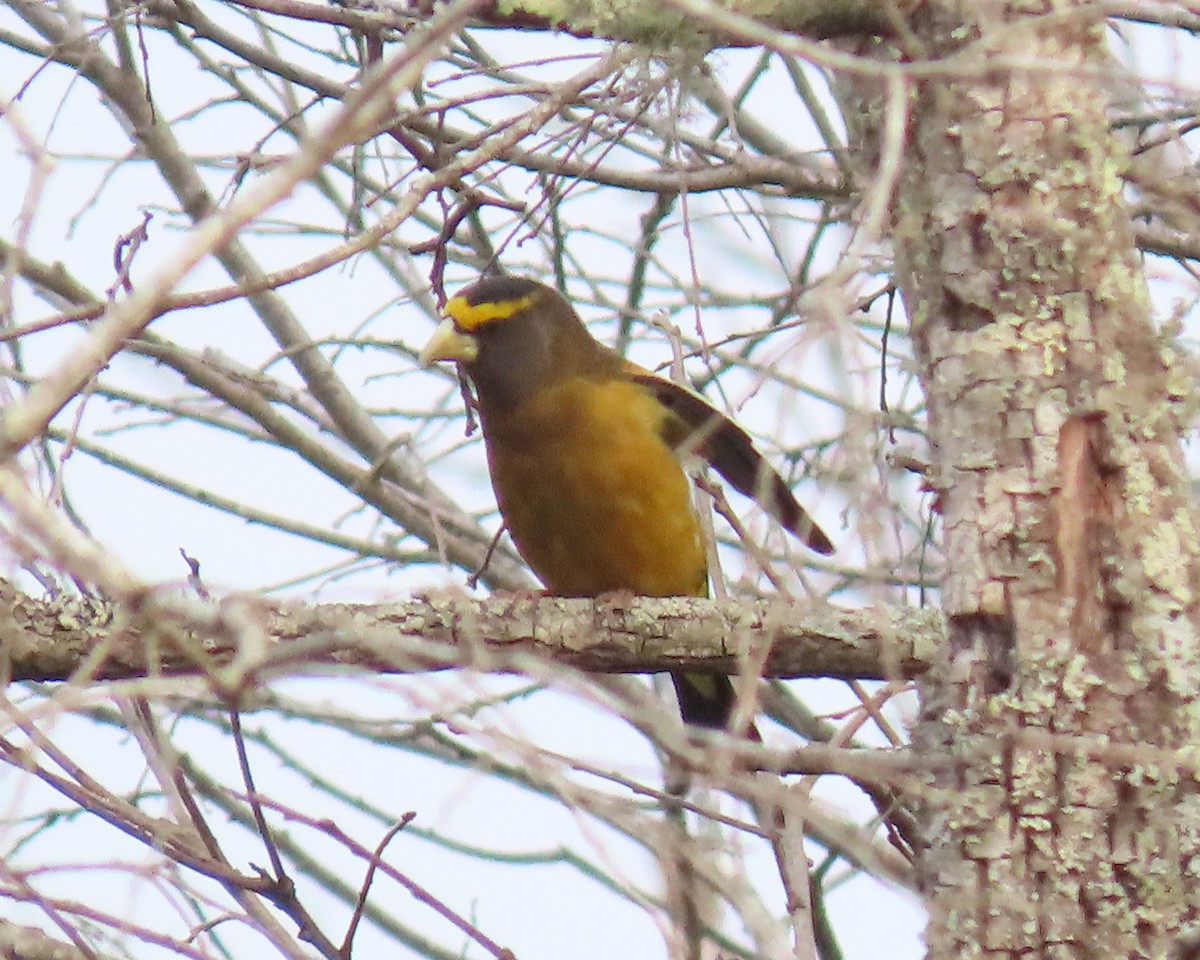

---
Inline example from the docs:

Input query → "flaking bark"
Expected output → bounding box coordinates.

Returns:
[858,3,1200,956]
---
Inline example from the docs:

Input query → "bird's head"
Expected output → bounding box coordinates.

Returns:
[419,276,614,411]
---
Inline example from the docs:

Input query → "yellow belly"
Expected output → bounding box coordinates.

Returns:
[484,377,707,598]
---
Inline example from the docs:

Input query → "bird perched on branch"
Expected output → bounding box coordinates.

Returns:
[420,274,832,731]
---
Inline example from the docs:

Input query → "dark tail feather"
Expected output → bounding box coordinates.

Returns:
[671,671,761,740]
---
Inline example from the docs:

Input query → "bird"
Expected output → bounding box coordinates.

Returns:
[419,274,833,731]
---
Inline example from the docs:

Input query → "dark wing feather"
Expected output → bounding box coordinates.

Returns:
[632,372,834,555]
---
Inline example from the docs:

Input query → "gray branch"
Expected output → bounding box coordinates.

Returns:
[0,580,940,685]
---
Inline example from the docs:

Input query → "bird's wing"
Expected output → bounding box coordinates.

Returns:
[629,369,834,555]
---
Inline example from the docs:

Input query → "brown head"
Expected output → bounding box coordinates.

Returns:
[419,276,619,413]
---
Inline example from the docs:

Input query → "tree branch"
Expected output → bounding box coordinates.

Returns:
[0,580,938,685]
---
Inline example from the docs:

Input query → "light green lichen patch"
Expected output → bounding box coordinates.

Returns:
[1143,520,1195,605]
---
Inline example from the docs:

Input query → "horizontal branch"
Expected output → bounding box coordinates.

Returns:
[216,0,892,44]
[1,580,941,687]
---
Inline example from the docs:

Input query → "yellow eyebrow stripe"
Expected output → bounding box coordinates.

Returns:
[443,292,538,332]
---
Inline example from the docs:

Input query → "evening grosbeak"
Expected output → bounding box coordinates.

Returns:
[420,275,832,730]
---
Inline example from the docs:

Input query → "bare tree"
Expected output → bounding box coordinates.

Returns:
[1,2,1197,959]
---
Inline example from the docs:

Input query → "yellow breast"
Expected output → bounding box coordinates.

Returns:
[483,377,708,598]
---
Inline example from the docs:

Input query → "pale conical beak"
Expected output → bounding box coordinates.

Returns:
[419,318,478,367]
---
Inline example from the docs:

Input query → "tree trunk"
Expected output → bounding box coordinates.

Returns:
[882,3,1200,956]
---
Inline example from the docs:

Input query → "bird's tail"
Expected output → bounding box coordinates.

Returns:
[671,671,761,740]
